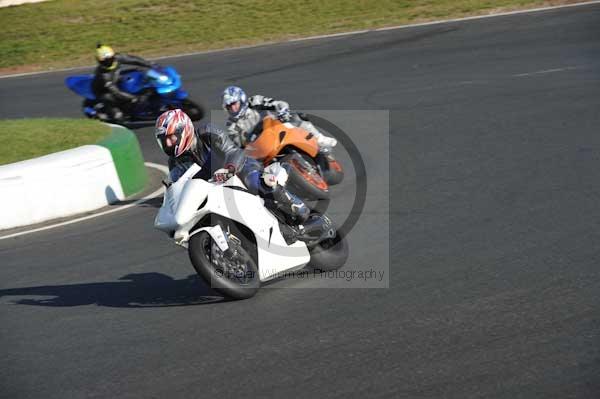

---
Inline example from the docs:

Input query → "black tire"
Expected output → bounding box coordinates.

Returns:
[323,164,344,186]
[281,153,330,200]
[308,231,349,272]
[315,153,344,186]
[181,99,206,121]
[188,230,260,299]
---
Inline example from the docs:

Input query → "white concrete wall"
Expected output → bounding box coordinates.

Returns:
[0,0,48,7]
[0,145,125,230]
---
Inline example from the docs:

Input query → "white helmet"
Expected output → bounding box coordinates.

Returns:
[222,86,248,119]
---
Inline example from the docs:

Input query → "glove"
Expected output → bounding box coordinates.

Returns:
[275,102,291,122]
[213,166,235,183]
[262,162,289,188]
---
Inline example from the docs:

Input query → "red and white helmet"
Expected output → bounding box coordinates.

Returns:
[155,109,195,157]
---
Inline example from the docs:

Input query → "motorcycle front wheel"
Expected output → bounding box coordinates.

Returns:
[317,153,344,186]
[188,230,259,299]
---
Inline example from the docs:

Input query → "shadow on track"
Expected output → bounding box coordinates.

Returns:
[110,195,164,208]
[0,273,226,307]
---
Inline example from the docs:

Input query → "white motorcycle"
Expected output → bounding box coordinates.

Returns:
[154,163,348,299]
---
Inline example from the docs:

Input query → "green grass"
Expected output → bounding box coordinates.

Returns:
[0,0,577,72]
[0,119,110,165]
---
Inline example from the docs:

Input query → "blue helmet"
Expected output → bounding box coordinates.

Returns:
[222,86,248,119]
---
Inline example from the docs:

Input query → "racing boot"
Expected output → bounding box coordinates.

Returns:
[316,135,337,151]
[266,184,310,244]
[299,120,337,152]
[297,213,336,244]
[99,93,126,123]
[271,184,310,225]
[104,104,125,123]
[112,109,125,122]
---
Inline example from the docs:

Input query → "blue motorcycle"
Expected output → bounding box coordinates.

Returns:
[65,65,205,122]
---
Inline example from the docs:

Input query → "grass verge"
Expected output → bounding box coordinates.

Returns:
[0,0,585,74]
[0,118,110,165]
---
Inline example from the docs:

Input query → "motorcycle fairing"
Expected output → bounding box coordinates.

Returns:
[245,117,320,163]
[65,75,96,100]
[118,70,146,94]
[155,164,310,281]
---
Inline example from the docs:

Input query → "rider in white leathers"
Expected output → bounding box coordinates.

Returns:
[221,86,338,149]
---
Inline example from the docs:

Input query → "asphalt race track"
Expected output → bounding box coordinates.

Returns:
[2,4,600,398]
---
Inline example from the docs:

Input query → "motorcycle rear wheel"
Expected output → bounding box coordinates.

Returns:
[308,231,349,272]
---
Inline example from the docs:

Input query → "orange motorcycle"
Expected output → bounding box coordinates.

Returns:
[244,116,343,200]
